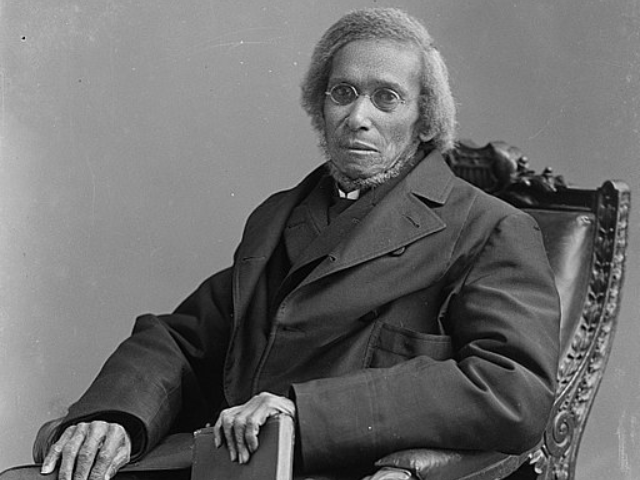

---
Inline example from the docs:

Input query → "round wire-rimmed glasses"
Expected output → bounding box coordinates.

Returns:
[325,83,406,112]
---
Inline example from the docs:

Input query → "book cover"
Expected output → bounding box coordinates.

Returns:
[191,414,295,480]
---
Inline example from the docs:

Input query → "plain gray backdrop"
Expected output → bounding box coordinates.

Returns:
[1,1,639,478]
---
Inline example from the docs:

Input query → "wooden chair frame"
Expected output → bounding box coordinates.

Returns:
[443,141,631,480]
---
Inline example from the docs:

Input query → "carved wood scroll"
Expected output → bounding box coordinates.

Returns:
[447,141,630,480]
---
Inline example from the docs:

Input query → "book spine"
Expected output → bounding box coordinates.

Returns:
[275,415,295,480]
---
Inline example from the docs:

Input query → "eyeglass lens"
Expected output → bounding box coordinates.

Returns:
[327,84,402,112]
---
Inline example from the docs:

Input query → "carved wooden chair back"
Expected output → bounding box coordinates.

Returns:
[446,141,631,480]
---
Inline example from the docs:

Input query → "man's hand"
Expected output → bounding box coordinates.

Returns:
[213,392,295,464]
[361,467,415,480]
[41,421,131,480]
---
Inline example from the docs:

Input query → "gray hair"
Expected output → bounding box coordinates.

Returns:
[301,7,456,152]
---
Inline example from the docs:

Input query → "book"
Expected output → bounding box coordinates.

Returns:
[191,414,295,480]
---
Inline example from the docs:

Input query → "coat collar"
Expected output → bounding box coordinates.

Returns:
[232,166,324,321]
[404,149,455,205]
[299,150,454,287]
[233,150,455,320]
[233,167,326,262]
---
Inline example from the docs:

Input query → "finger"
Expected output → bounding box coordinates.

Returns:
[220,412,238,462]
[58,423,89,480]
[232,414,251,464]
[213,406,241,449]
[212,416,223,448]
[244,417,261,455]
[41,426,76,474]
[242,393,290,454]
[88,424,127,480]
[233,400,267,463]
[73,422,109,480]
[241,405,270,456]
[370,467,413,480]
[104,444,131,480]
[278,398,296,417]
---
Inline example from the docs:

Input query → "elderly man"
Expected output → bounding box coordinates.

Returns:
[35,7,560,480]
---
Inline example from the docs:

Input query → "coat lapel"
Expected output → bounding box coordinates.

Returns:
[298,151,455,288]
[232,151,456,319]
[232,167,325,323]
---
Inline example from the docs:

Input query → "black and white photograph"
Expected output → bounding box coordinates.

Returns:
[1,1,638,479]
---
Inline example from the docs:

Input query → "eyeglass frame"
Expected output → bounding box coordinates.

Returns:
[324,83,407,113]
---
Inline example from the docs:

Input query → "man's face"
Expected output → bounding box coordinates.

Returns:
[323,39,424,185]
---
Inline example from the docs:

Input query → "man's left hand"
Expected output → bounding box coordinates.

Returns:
[361,467,415,480]
[213,392,295,464]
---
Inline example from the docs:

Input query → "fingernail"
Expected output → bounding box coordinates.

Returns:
[40,463,51,474]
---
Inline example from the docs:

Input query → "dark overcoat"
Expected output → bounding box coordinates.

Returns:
[57,151,560,473]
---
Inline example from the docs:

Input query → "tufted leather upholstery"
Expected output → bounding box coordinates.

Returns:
[524,210,595,355]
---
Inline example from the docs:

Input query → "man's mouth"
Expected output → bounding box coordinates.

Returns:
[344,141,378,153]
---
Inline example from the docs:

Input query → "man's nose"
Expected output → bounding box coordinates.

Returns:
[346,96,374,131]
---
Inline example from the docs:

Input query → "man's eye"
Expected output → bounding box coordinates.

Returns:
[332,85,356,103]
[373,88,401,109]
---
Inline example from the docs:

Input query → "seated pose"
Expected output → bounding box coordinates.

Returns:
[35,7,560,480]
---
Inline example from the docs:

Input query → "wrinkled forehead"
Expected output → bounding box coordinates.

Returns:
[328,39,424,92]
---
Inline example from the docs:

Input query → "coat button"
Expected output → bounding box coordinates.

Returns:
[390,246,406,256]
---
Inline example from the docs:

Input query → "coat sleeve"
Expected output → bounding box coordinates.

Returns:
[47,267,234,459]
[291,212,560,471]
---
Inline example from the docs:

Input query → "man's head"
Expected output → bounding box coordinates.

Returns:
[301,8,456,189]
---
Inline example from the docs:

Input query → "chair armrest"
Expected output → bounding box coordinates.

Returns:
[375,448,528,480]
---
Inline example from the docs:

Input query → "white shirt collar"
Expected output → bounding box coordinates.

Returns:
[337,188,360,200]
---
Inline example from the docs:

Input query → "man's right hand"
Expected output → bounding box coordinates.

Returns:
[41,421,131,480]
